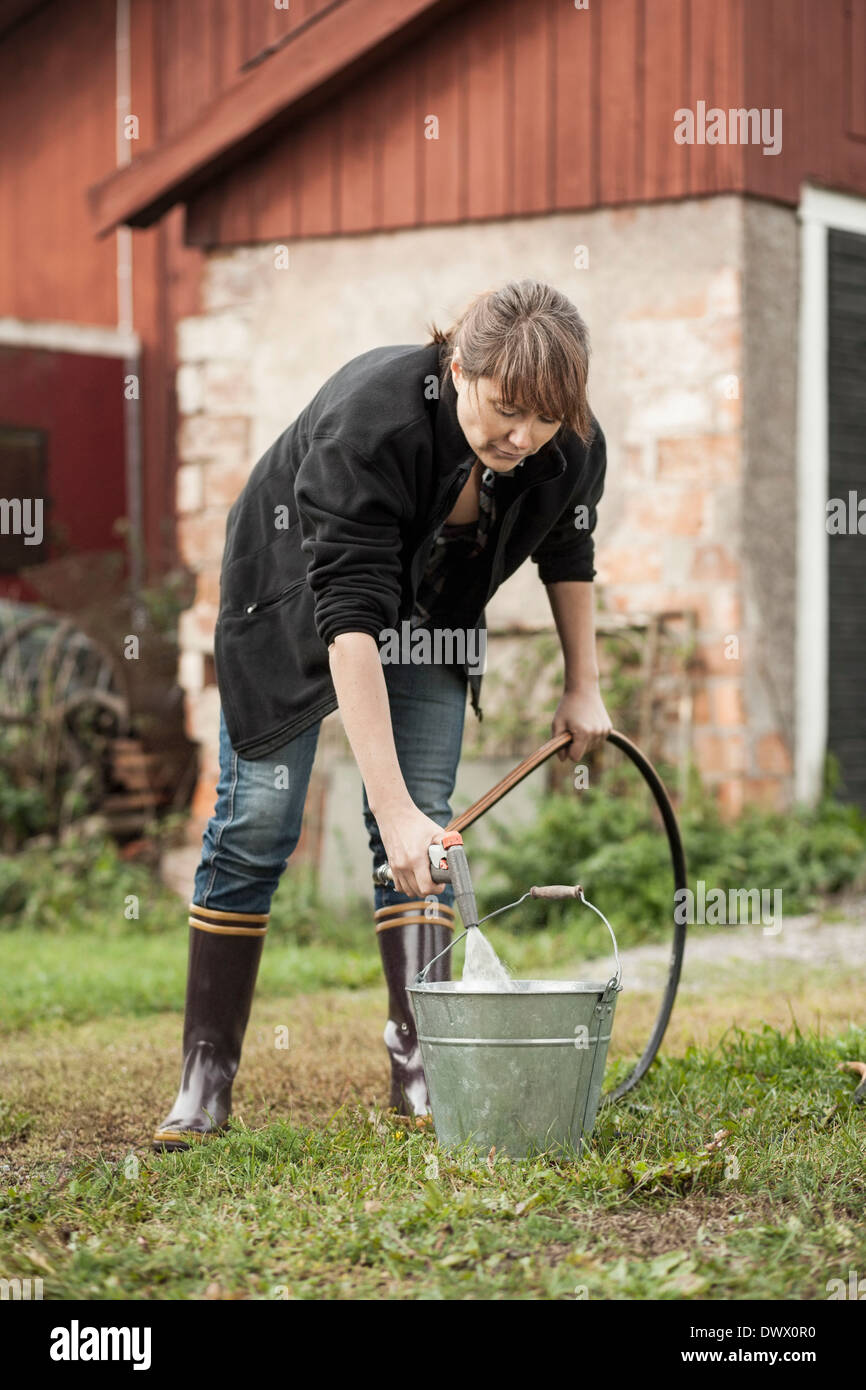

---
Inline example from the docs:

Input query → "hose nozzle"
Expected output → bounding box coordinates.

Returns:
[374,832,480,931]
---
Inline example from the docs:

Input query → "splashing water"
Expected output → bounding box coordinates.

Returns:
[461,925,516,990]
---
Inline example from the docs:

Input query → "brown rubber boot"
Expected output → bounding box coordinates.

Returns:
[375,897,455,1116]
[152,904,269,1152]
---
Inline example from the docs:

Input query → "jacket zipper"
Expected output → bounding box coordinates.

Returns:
[459,473,551,724]
[244,578,306,615]
[410,458,476,592]
[430,459,476,535]
[483,464,560,601]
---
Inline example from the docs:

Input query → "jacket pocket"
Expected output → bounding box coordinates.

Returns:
[243,577,306,615]
[215,580,334,756]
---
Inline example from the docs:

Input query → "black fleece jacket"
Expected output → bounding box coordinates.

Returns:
[214,341,606,759]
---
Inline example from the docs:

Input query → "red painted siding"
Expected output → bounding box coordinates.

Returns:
[0,347,126,601]
[155,0,335,140]
[0,0,119,324]
[179,0,866,248]
[1,0,863,580]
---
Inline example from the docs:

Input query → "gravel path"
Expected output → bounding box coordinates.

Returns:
[583,894,866,992]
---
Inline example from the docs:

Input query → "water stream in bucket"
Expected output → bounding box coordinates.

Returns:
[461,925,516,990]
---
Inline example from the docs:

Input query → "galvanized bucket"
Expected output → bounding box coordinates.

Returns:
[408,926,622,1160]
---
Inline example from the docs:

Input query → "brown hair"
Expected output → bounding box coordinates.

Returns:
[425,278,594,445]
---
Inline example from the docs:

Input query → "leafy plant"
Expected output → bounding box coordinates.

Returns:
[471,759,866,947]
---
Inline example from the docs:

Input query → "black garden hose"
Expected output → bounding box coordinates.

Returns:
[602,730,688,1102]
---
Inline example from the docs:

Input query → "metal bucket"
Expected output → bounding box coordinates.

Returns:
[409,954,621,1160]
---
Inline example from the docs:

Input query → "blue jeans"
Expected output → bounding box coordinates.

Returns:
[192,660,469,916]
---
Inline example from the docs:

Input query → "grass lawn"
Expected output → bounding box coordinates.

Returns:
[1,916,864,1301]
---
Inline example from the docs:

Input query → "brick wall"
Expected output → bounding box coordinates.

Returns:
[595,272,752,814]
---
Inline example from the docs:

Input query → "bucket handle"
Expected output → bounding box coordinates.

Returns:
[530,885,623,993]
[414,884,623,992]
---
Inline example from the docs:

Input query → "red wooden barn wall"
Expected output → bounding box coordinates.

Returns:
[742,0,866,201]
[0,0,119,324]
[125,0,338,572]
[0,0,319,322]
[0,347,126,602]
[178,0,866,248]
[154,0,333,138]
[2,0,864,578]
[0,0,350,576]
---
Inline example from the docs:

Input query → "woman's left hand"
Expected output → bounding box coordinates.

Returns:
[552,683,613,763]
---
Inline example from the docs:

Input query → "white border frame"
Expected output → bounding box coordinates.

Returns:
[0,318,139,358]
[796,183,866,802]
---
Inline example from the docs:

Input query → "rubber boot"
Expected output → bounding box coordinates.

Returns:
[375,897,455,1116]
[152,903,269,1152]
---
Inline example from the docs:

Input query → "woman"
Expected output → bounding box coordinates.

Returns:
[153,278,612,1149]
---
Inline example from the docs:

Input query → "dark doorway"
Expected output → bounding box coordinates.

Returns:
[827,228,866,809]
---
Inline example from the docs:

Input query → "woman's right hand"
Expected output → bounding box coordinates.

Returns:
[376,802,447,898]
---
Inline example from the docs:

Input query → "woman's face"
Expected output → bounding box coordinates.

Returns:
[450,353,562,473]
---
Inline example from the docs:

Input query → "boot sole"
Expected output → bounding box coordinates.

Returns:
[152,1128,220,1152]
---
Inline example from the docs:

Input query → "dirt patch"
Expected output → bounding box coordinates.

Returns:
[0,991,390,1180]
[572,1190,779,1259]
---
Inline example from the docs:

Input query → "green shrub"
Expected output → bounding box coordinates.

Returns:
[0,831,180,934]
[0,722,95,848]
[0,826,370,946]
[472,762,866,948]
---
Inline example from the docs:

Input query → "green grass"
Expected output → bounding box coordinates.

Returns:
[0,929,383,1035]
[0,919,628,1035]
[0,894,860,1037]
[0,833,386,1032]
[2,822,865,1300]
[1,1023,863,1300]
